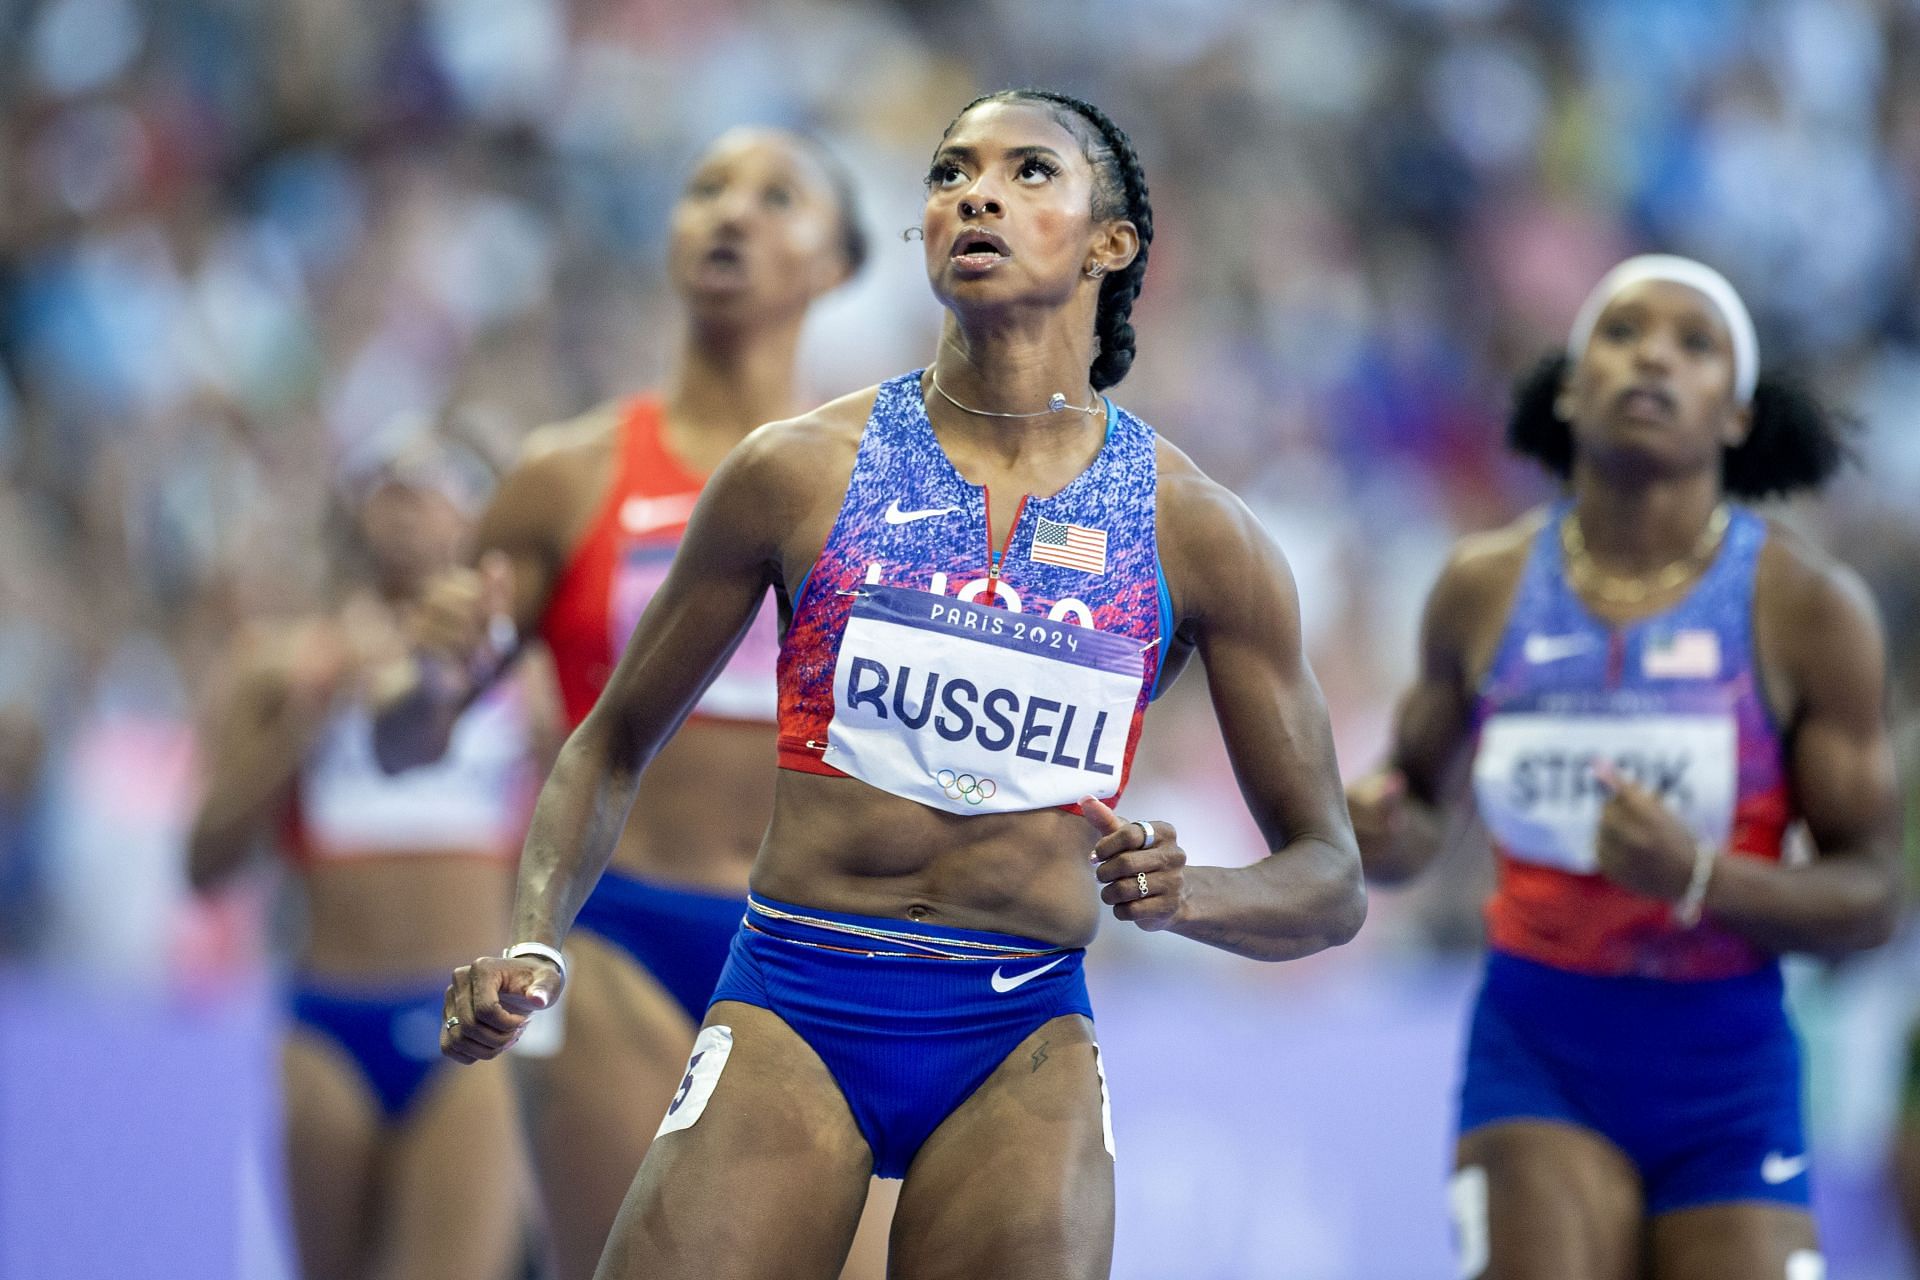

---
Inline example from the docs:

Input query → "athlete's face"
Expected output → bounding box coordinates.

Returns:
[1559,281,1752,477]
[358,480,468,594]
[921,101,1137,314]
[668,129,852,325]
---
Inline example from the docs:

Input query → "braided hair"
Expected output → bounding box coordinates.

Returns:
[1508,353,1857,500]
[938,89,1153,390]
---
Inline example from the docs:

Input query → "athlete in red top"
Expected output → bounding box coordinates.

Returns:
[373,128,880,1280]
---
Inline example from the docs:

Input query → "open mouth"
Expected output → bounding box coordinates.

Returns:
[949,229,1010,268]
[690,241,748,288]
[1616,384,1676,416]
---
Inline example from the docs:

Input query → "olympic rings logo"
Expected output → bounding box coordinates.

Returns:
[935,769,998,805]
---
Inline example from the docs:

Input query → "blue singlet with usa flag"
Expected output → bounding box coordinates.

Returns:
[777,371,1172,814]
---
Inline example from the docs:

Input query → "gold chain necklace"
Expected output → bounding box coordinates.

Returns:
[1560,503,1730,605]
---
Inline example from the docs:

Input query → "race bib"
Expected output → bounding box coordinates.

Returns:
[822,586,1146,816]
[1472,712,1736,874]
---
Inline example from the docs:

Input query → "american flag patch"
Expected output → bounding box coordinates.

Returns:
[1029,516,1108,575]
[1643,628,1721,679]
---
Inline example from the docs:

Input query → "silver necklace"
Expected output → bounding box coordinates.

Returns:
[928,373,1101,419]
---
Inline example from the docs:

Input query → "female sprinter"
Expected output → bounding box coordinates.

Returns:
[440,89,1366,1280]
[372,128,878,1279]
[1348,255,1901,1279]
[190,435,545,1280]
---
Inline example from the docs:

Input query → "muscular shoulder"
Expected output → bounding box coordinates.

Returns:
[1429,512,1540,624]
[511,402,623,503]
[728,386,875,490]
[1402,509,1542,686]
[1755,519,1887,715]
[1756,519,1879,624]
[1153,439,1292,625]
[696,385,880,553]
[479,402,624,559]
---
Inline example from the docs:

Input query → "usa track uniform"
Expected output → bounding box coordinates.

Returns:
[285,687,533,1119]
[538,397,775,1020]
[703,372,1169,1177]
[1460,503,1808,1212]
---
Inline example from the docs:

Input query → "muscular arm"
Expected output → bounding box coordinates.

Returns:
[505,424,803,948]
[1353,527,1529,885]
[1699,554,1902,955]
[370,429,579,771]
[1154,472,1365,961]
[187,634,337,891]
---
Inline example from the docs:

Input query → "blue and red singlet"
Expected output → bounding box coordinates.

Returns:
[1470,502,1791,980]
[1459,503,1810,1214]
[776,371,1172,814]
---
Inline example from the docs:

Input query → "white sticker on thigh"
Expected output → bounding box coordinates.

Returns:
[506,966,568,1059]
[654,1025,734,1138]
[1092,1044,1115,1161]
[1450,1165,1490,1280]
[1785,1250,1824,1280]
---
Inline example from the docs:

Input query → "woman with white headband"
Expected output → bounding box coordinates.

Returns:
[1349,254,1900,1278]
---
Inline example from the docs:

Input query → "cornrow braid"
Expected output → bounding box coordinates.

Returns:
[941,89,1153,390]
[1507,352,1858,499]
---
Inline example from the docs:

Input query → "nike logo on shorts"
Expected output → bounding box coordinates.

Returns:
[1761,1151,1809,1184]
[884,500,960,525]
[990,955,1067,993]
[1523,633,1595,664]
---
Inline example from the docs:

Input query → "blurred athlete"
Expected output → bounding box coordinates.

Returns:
[190,433,548,1280]
[441,89,1365,1280]
[1351,255,1901,1279]
[372,127,883,1279]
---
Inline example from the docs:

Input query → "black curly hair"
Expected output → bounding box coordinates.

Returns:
[937,89,1152,390]
[1507,353,1856,500]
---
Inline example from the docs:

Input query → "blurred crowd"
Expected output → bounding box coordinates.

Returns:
[1,0,1917,973]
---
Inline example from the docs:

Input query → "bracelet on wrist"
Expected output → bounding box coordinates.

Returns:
[1672,842,1717,929]
[503,940,567,983]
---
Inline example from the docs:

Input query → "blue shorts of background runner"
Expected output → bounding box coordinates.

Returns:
[1459,950,1808,1214]
[289,977,451,1121]
[574,869,747,1023]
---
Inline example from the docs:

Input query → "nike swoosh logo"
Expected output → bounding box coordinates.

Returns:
[884,499,960,525]
[620,494,700,535]
[1761,1152,1809,1184]
[1523,634,1595,664]
[990,955,1068,993]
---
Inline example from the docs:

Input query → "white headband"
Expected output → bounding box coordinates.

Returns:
[1567,254,1758,403]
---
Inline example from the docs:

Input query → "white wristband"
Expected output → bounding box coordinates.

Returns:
[503,940,567,983]
[1672,842,1717,929]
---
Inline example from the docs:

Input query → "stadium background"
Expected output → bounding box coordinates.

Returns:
[1,0,1917,1276]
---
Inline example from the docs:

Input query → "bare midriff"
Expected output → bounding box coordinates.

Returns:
[605,717,775,891]
[751,769,1101,948]
[302,855,514,979]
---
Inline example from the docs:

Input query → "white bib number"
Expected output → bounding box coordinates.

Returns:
[1472,712,1736,873]
[822,586,1145,815]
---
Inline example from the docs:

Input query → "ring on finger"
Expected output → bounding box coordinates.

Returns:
[1133,819,1157,849]
[444,1015,460,1033]
[1136,871,1151,900]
